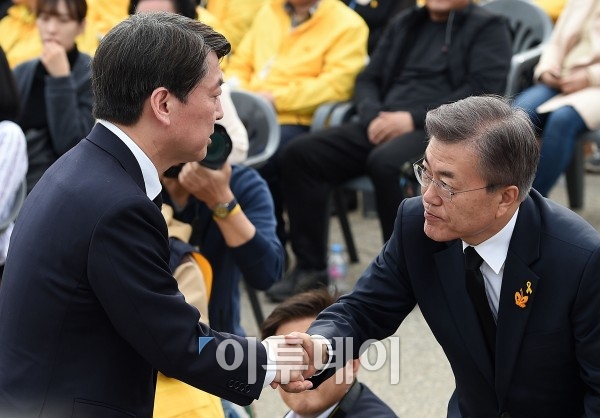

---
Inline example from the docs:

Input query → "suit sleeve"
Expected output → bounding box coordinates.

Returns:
[307,199,417,386]
[573,247,600,416]
[87,195,267,405]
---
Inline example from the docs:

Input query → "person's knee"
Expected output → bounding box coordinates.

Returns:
[545,107,583,133]
[280,133,313,165]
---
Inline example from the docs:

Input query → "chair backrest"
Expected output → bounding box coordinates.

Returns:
[230,90,280,169]
[483,0,553,54]
[482,0,554,97]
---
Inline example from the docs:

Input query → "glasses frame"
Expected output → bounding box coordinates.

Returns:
[413,158,497,202]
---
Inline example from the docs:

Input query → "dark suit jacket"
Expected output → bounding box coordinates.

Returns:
[308,191,600,418]
[0,124,267,417]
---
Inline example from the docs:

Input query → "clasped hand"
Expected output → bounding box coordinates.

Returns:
[263,332,329,393]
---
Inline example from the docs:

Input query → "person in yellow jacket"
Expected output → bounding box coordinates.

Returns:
[225,0,368,251]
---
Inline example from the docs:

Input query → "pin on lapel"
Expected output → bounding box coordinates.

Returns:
[515,281,532,308]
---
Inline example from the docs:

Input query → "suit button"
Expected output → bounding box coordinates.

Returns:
[227,379,234,388]
[234,381,241,390]
[500,413,511,418]
[245,384,251,393]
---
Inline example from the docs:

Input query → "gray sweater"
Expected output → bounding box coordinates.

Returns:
[13,53,94,193]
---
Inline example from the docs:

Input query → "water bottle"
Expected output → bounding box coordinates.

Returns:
[328,243,348,294]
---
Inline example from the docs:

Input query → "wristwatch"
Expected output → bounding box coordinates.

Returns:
[212,197,239,219]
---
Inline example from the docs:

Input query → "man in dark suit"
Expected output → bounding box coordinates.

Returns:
[267,0,513,302]
[261,288,398,418]
[0,12,310,418]
[292,96,600,418]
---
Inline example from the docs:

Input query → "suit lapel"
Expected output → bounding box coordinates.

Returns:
[86,123,146,193]
[495,196,541,406]
[436,240,495,386]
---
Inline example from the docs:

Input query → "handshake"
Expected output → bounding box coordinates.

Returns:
[262,332,331,393]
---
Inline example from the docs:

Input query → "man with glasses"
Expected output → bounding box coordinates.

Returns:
[290,96,600,418]
[268,0,512,302]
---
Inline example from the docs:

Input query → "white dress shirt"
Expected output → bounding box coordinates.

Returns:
[462,209,519,320]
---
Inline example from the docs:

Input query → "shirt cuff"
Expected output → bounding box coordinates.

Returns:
[311,334,333,376]
[261,340,277,388]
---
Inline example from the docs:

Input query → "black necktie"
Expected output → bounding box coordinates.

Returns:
[152,194,162,209]
[464,246,496,359]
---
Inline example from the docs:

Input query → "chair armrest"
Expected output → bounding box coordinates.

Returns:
[329,102,356,126]
[505,44,545,98]
[310,102,340,132]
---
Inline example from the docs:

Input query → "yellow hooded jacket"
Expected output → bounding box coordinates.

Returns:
[225,0,368,126]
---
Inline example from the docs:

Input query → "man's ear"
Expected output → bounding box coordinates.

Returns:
[149,87,171,126]
[496,185,520,218]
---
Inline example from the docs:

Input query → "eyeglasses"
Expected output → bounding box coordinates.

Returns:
[413,158,496,202]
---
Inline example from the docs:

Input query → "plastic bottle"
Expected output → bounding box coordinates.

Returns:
[327,243,348,293]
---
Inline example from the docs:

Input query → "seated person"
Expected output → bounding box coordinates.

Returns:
[261,288,398,418]
[512,0,600,197]
[0,0,109,67]
[12,0,94,193]
[161,161,284,336]
[225,0,369,249]
[267,0,512,302]
[0,46,27,282]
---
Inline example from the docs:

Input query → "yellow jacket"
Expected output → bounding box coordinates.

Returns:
[0,5,40,68]
[202,0,268,54]
[225,0,368,125]
[80,0,129,55]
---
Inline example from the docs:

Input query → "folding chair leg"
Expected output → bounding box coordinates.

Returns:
[243,281,264,328]
[332,188,359,263]
[565,140,585,210]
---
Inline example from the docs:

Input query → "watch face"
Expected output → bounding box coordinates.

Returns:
[213,198,237,218]
[213,205,229,218]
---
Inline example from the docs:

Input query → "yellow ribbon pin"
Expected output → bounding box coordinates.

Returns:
[526,281,533,294]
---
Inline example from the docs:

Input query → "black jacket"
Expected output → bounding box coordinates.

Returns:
[354,3,512,128]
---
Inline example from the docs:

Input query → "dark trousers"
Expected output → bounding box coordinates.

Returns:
[257,124,310,248]
[281,121,427,270]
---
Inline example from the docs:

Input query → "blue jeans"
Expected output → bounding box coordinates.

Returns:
[513,84,587,196]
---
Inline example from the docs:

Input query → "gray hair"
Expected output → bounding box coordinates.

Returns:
[425,95,540,201]
[92,11,230,125]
